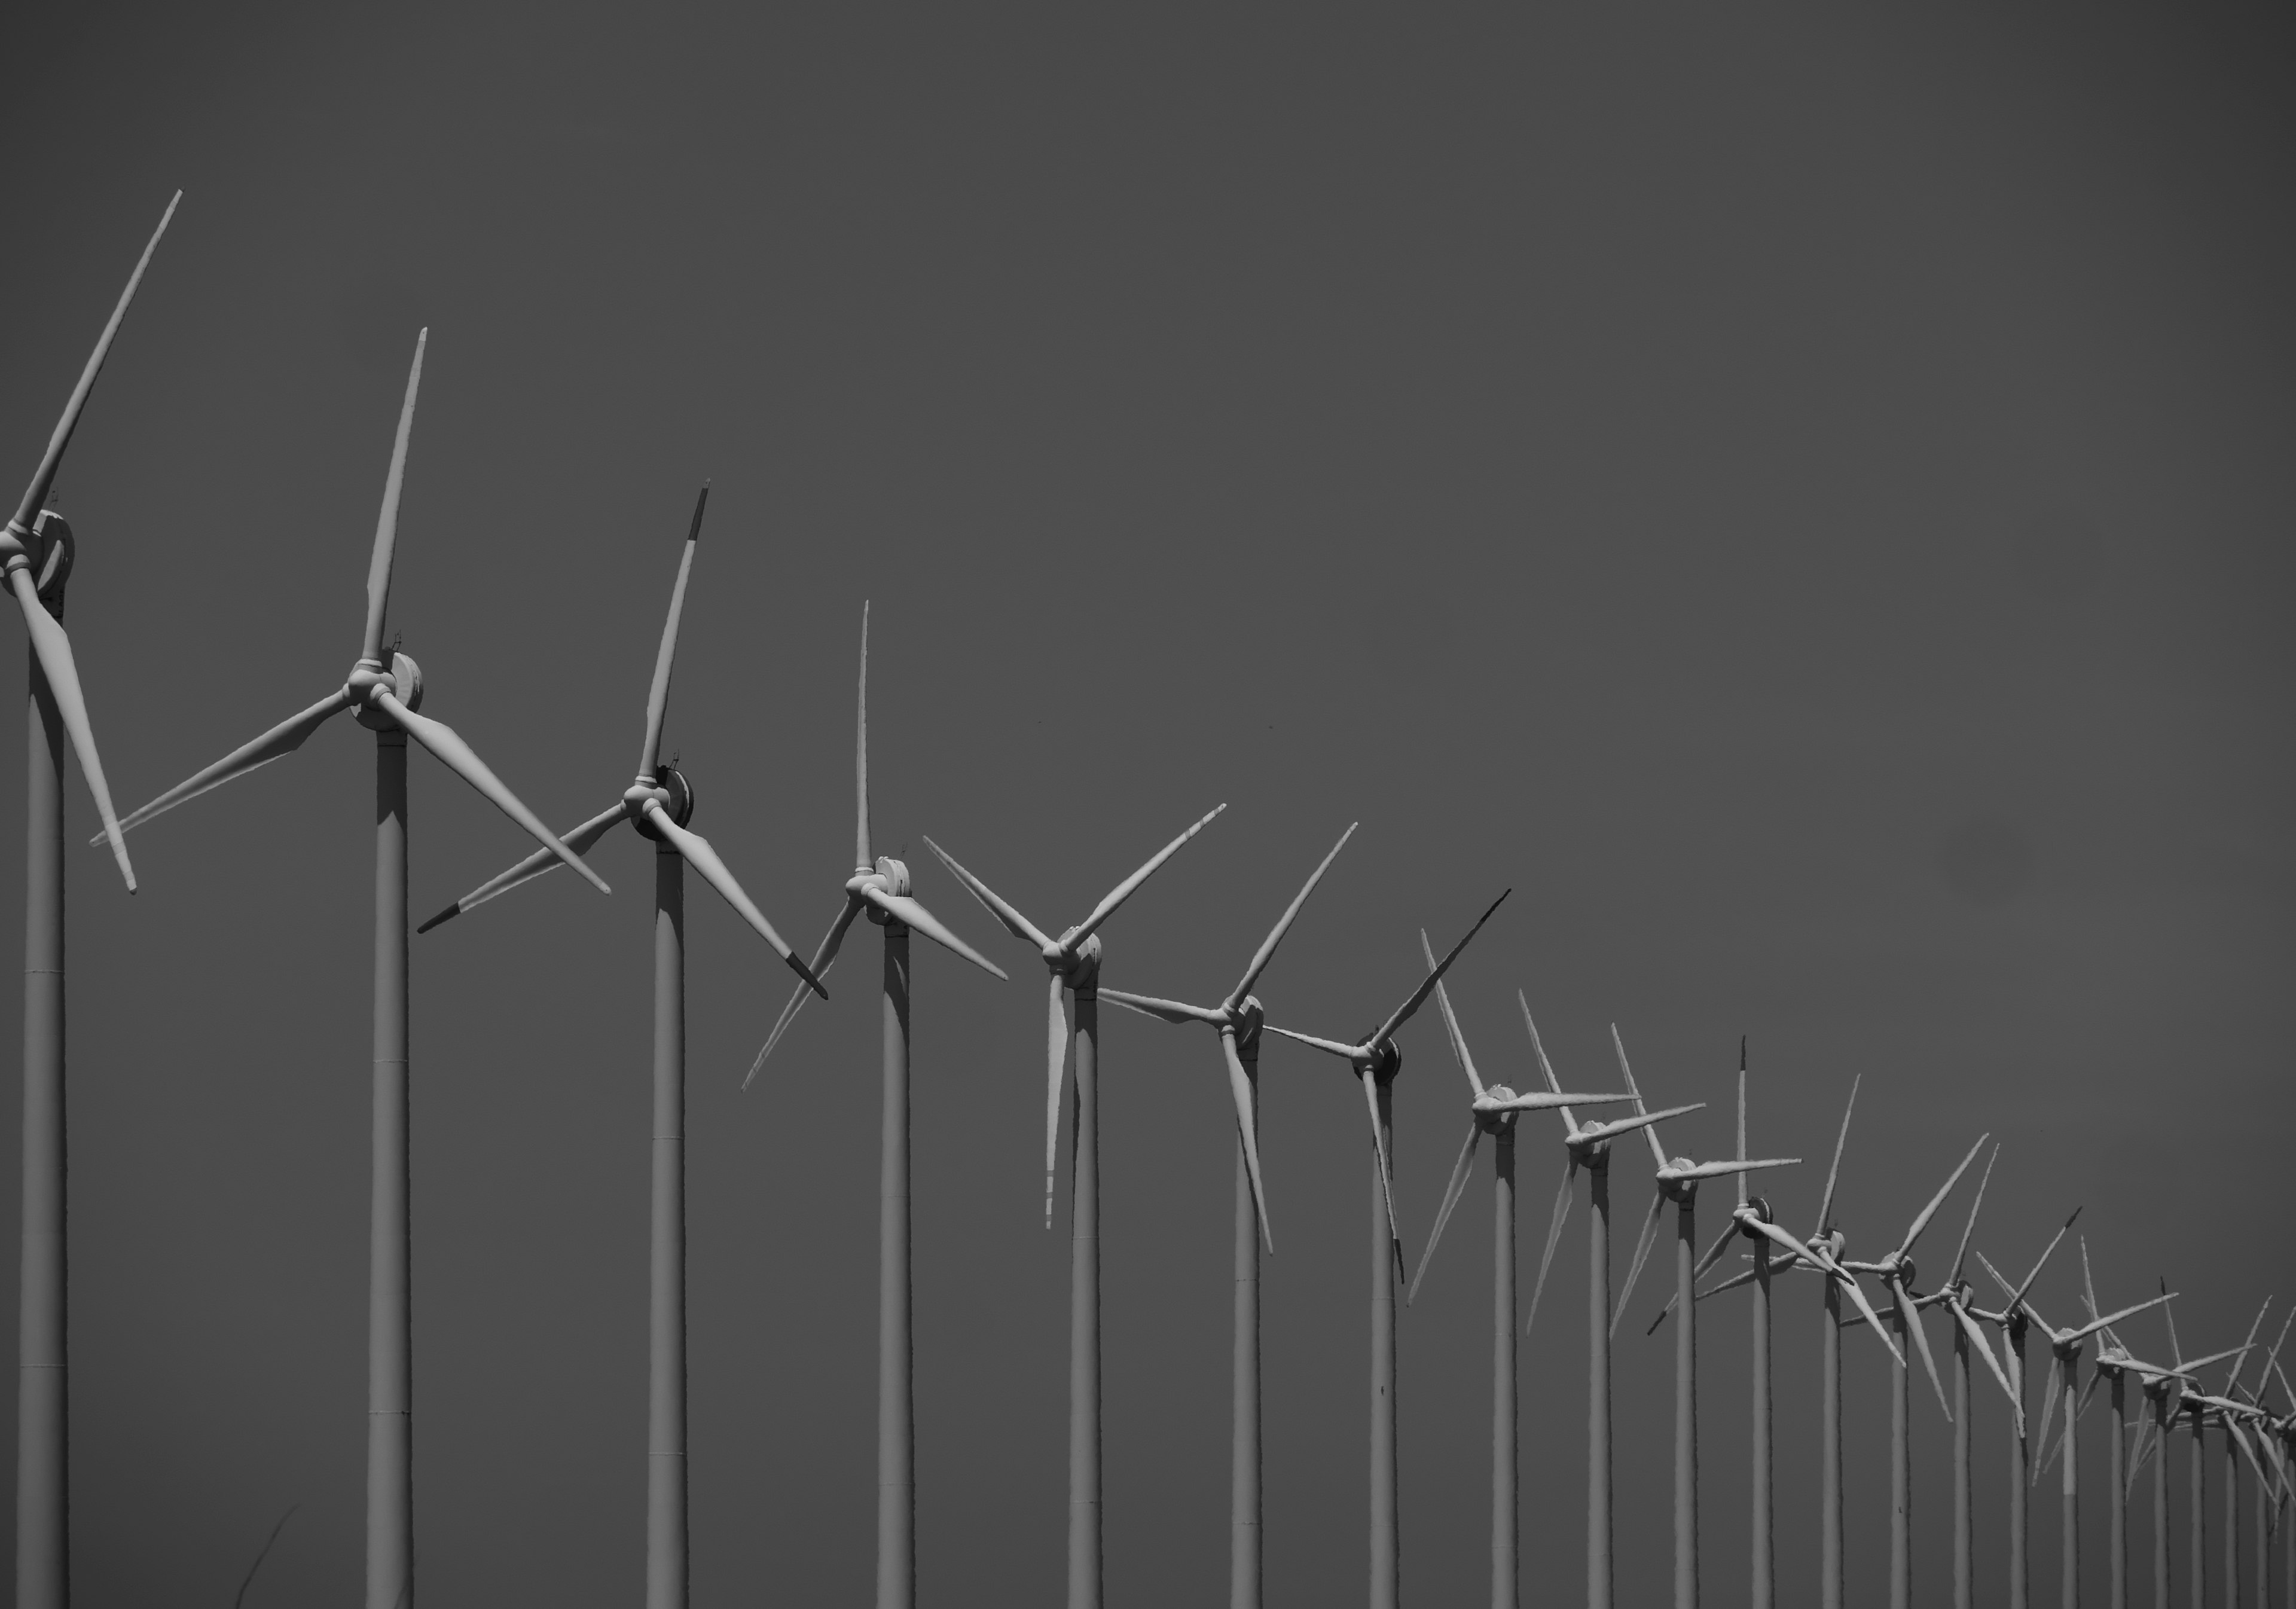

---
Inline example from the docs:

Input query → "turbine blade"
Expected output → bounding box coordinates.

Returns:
[1814,1073,1861,1238]
[2161,1278,2185,1370]
[105,688,353,842]
[1735,1049,1747,1206]
[2224,1297,2273,1396]
[1263,1025,1361,1060]
[1219,1030,1275,1256]
[1650,1217,1747,1335]
[1611,1187,1668,1338]
[1842,1272,1906,1367]
[2080,1236,2102,1327]
[2072,1294,2176,1345]
[1407,1122,1482,1305]
[1592,1101,1706,1140]
[2034,1355,2064,1479]
[741,894,866,1088]
[1948,1143,1998,1288]
[1610,1027,1671,1171]
[14,569,134,888]
[1226,822,1356,1009]
[416,800,627,932]
[637,486,706,781]
[1744,1213,1832,1277]
[11,191,181,532]
[854,602,870,869]
[1488,1091,1636,1113]
[360,330,426,664]
[1096,988,1223,1027]
[1043,973,1068,1228]
[1066,802,1226,951]
[1998,1210,2083,1310]
[1898,1278,1954,1421]
[371,689,612,897]
[1517,992,1578,1137]
[1897,1132,1990,1260]
[1525,1153,1577,1338]
[1369,889,1510,1048]
[1421,930,1483,1098]
[1675,1156,1800,1182]
[1957,1303,2027,1432]
[1359,1068,1405,1282]
[921,836,1055,951]
[862,887,1010,980]
[642,803,825,994]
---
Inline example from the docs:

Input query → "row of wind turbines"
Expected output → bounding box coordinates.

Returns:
[5,197,2291,1609]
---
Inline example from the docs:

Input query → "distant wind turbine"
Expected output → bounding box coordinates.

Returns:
[1611,1036,1799,1609]
[741,604,1009,1609]
[1965,1210,2081,1609]
[1266,890,1511,1609]
[1096,822,1357,1609]
[7,189,179,1609]
[926,807,1226,1609]
[2126,1286,2247,1609]
[108,331,611,1609]
[1405,954,1629,1609]
[417,486,826,1608]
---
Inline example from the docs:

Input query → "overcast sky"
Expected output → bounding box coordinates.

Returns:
[0,4,2289,1605]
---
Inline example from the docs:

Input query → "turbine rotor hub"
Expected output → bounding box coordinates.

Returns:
[624,765,695,839]
[1053,929,1102,991]
[1366,1040,1402,1083]
[863,856,912,923]
[350,652,423,729]
[1739,1194,1773,1233]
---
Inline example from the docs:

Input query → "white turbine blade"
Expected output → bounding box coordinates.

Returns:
[1226,821,1355,1009]
[2072,1294,2176,1345]
[1359,1068,1405,1282]
[1840,1272,1906,1367]
[2010,1210,2083,1309]
[641,801,825,997]
[2126,1421,2157,1497]
[1897,1132,1990,1260]
[105,687,353,844]
[1610,1027,1671,1172]
[1516,992,1578,1137]
[741,894,866,1088]
[1043,973,1068,1228]
[1897,1276,1954,1421]
[1066,802,1226,951]
[637,486,706,781]
[1674,1156,1799,1182]
[12,193,181,531]
[1220,1030,1275,1256]
[1743,1213,1833,1277]
[1591,1101,1706,1139]
[1697,1265,1765,1300]
[1813,1074,1860,1237]
[371,689,612,897]
[1955,1303,2026,1433]
[1421,930,1483,1098]
[417,800,628,932]
[1409,1122,1482,1305]
[1611,1187,1668,1338]
[360,330,426,664]
[1949,1143,1998,1287]
[2161,1279,2187,1370]
[13,569,135,889]
[2079,1236,2103,1327]
[921,836,1055,951]
[1369,889,1510,1048]
[1097,988,1223,1027]
[1524,1153,1578,1338]
[1489,1091,1636,1113]
[1735,1049,1747,1206]
[1263,1025,1361,1060]
[2224,1297,2273,1396]
[2247,1306,2295,1402]
[2033,1354,2065,1480]
[1648,1217,1745,1335]
[861,887,1011,980]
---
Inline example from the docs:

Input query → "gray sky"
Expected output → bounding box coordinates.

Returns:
[0,4,2289,1604]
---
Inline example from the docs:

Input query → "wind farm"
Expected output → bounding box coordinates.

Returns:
[4,13,2292,1607]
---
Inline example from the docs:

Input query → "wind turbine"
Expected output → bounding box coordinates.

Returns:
[1840,1134,1990,1609]
[1610,1036,1800,1609]
[1265,889,1512,1609]
[1975,1248,2171,1609]
[1907,1145,2028,1609]
[1642,1056,1909,1609]
[1092,822,1355,1609]
[416,487,826,1606]
[7,190,178,1609]
[2176,1307,2289,1609]
[105,331,612,1609]
[2125,1287,2248,1609]
[924,807,1226,1609]
[1965,1210,2081,1609]
[1404,955,1632,1609]
[1516,1000,1705,1609]
[736,605,1008,1609]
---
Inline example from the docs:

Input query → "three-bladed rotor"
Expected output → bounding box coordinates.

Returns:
[8,193,184,892]
[105,331,615,907]
[1263,889,1512,1280]
[743,602,1009,1086]
[413,486,825,996]
[929,801,1228,1226]
[1836,1133,1992,1419]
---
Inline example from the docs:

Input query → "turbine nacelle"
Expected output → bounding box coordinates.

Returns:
[349,653,423,729]
[1052,928,1103,987]
[1229,995,1266,1047]
[11,511,74,602]
[857,855,914,923]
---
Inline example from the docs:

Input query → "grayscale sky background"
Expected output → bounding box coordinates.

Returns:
[0,4,2289,1605]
